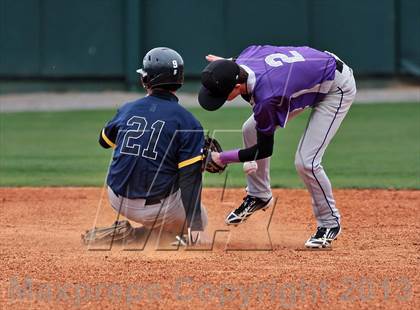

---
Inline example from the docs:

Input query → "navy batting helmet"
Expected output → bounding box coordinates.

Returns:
[137,47,184,90]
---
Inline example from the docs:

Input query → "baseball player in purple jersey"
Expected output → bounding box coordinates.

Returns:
[198,45,356,248]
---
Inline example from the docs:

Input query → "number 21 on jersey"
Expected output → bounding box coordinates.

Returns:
[121,116,165,160]
[265,51,305,67]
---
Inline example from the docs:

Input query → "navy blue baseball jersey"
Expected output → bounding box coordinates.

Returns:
[100,91,204,199]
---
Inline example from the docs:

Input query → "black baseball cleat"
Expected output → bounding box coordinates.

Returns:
[225,196,272,225]
[304,225,341,249]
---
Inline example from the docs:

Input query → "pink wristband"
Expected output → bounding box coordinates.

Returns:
[219,149,240,164]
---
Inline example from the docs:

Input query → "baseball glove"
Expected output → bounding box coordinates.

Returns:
[202,136,226,173]
[81,220,135,245]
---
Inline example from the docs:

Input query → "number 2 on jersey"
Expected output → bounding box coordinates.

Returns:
[265,51,305,67]
[121,116,165,159]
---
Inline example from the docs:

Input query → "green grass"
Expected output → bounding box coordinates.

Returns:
[0,103,419,188]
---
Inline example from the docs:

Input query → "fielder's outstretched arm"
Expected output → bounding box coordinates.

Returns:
[218,131,274,164]
[218,97,278,164]
[238,131,274,162]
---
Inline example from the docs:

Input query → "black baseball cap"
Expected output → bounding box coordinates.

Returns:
[198,59,241,111]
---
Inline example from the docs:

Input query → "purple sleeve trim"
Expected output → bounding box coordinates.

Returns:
[219,149,240,164]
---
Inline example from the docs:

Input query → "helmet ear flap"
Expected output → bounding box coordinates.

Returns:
[141,75,149,88]
[138,69,149,89]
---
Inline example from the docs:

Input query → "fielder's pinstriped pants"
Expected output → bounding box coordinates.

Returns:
[242,59,356,228]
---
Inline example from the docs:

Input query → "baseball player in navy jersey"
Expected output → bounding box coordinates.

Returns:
[99,47,207,246]
[198,45,356,248]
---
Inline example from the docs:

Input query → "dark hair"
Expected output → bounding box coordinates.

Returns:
[238,66,249,84]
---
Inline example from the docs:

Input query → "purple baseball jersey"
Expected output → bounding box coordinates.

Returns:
[235,45,337,134]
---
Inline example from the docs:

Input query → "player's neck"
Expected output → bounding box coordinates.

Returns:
[147,89,176,95]
[240,83,249,95]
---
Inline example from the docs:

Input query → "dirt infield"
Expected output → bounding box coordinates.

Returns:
[0,188,419,309]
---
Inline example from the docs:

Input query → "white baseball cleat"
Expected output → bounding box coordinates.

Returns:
[304,225,341,249]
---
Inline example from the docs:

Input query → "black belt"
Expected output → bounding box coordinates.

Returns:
[145,189,175,205]
[335,58,344,73]
[111,188,171,205]
[145,196,165,205]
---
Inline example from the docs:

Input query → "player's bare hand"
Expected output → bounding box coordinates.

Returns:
[211,152,223,166]
[206,54,224,62]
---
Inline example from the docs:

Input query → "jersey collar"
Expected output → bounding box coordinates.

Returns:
[239,65,256,105]
[150,89,179,102]
[239,64,256,94]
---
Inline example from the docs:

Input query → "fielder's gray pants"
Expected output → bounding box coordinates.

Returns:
[108,187,208,233]
[243,59,356,228]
